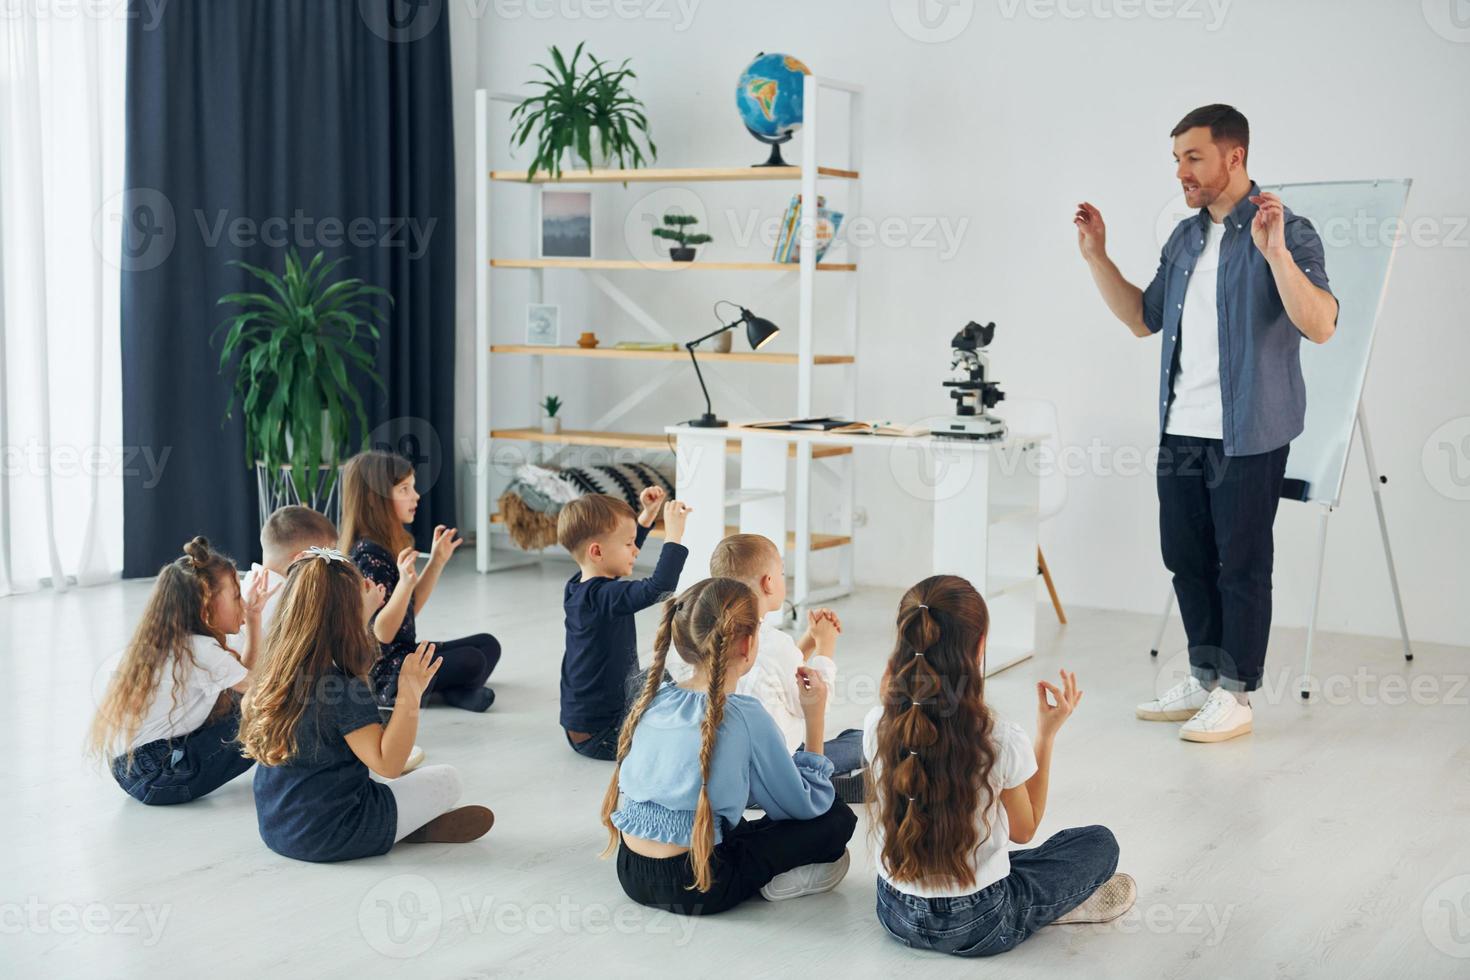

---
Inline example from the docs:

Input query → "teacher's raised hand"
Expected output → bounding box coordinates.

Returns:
[1074,202,1108,262]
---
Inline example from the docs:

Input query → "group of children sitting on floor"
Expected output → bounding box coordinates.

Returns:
[88,451,1134,958]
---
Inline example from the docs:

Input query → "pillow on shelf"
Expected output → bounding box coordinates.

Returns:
[496,461,675,551]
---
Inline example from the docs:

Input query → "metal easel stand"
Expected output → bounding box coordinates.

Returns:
[1149,401,1414,700]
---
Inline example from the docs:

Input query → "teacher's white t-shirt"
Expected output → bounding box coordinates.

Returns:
[862,704,1037,898]
[1165,216,1226,439]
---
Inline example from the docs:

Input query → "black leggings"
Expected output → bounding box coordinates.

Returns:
[617,799,857,916]
[426,633,501,697]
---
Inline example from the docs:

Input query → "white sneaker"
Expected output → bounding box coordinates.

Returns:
[1179,688,1252,743]
[1136,675,1209,721]
[760,849,850,901]
[403,745,426,773]
[1050,873,1138,925]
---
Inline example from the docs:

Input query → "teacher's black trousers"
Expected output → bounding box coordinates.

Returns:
[1157,433,1290,692]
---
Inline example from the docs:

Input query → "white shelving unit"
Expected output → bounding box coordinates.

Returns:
[473,77,865,593]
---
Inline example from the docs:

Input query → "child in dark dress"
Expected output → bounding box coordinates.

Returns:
[240,547,494,863]
[340,450,501,712]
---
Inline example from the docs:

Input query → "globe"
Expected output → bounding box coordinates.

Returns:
[735,52,810,167]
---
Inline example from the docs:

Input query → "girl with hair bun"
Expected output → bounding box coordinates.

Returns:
[88,536,273,805]
[600,577,857,915]
[865,574,1133,957]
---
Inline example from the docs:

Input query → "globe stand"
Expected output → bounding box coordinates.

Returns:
[748,129,793,168]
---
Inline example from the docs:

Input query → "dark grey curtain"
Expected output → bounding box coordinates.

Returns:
[121,0,456,576]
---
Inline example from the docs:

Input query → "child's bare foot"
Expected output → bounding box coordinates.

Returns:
[402,805,495,844]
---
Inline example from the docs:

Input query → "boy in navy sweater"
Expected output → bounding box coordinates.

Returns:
[557,488,691,760]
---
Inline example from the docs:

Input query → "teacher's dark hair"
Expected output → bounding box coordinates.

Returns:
[1171,104,1249,165]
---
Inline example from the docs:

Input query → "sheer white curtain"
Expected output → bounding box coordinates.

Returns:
[0,3,126,594]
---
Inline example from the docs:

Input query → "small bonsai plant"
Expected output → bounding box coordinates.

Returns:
[541,394,563,434]
[652,213,712,262]
[509,42,656,182]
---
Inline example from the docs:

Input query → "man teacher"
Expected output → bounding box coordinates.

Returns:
[1076,104,1338,743]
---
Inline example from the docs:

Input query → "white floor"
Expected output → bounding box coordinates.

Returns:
[5,558,1469,978]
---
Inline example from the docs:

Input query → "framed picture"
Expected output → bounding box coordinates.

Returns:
[526,303,561,346]
[538,190,593,258]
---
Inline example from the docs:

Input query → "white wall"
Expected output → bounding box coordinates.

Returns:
[459,0,1470,647]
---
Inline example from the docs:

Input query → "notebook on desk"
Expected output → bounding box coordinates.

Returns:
[741,418,929,437]
[743,417,852,431]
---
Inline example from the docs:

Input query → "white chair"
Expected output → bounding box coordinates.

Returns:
[997,398,1068,624]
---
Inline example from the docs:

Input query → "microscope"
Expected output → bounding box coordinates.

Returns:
[931,320,1008,441]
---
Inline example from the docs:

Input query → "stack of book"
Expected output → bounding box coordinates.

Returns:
[772,194,844,263]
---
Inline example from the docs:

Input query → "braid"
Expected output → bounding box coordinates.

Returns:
[891,598,943,847]
[688,611,733,893]
[600,594,678,858]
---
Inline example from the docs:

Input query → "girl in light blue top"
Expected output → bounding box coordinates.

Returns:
[601,577,857,915]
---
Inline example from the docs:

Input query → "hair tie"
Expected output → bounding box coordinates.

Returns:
[917,603,928,610]
[304,546,349,565]
[912,650,925,658]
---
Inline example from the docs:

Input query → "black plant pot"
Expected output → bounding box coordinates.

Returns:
[669,247,696,262]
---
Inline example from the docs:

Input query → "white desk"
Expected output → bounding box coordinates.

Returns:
[665,424,1043,675]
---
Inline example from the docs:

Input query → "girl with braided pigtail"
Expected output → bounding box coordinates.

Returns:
[601,577,857,915]
[864,575,1134,957]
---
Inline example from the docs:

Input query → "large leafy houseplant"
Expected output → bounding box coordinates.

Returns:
[214,249,389,502]
[509,42,656,181]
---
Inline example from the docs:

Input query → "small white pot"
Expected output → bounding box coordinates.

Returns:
[542,416,562,434]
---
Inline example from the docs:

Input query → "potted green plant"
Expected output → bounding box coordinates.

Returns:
[214,249,389,521]
[652,212,712,262]
[541,394,563,434]
[509,42,656,182]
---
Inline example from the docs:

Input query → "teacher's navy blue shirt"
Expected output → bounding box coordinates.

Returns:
[1143,181,1337,457]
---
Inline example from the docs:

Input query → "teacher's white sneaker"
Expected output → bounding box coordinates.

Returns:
[1179,688,1252,743]
[1136,675,1209,721]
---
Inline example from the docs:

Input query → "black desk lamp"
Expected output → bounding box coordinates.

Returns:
[684,301,781,428]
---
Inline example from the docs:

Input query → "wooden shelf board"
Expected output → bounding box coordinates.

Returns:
[489,165,860,184]
[487,512,850,551]
[490,258,855,272]
[489,428,850,459]
[489,344,853,365]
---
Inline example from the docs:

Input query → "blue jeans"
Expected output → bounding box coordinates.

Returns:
[1157,434,1289,692]
[111,707,254,806]
[798,728,865,775]
[876,825,1119,957]
[566,719,622,761]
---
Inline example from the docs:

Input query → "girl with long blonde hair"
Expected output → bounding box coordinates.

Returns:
[239,547,494,862]
[864,575,1132,957]
[88,536,272,805]
[601,577,857,915]
[339,450,501,713]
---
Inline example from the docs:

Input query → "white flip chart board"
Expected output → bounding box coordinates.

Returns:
[1262,179,1411,508]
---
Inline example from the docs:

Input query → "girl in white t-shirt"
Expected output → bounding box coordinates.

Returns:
[864,574,1134,957]
[88,537,273,805]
